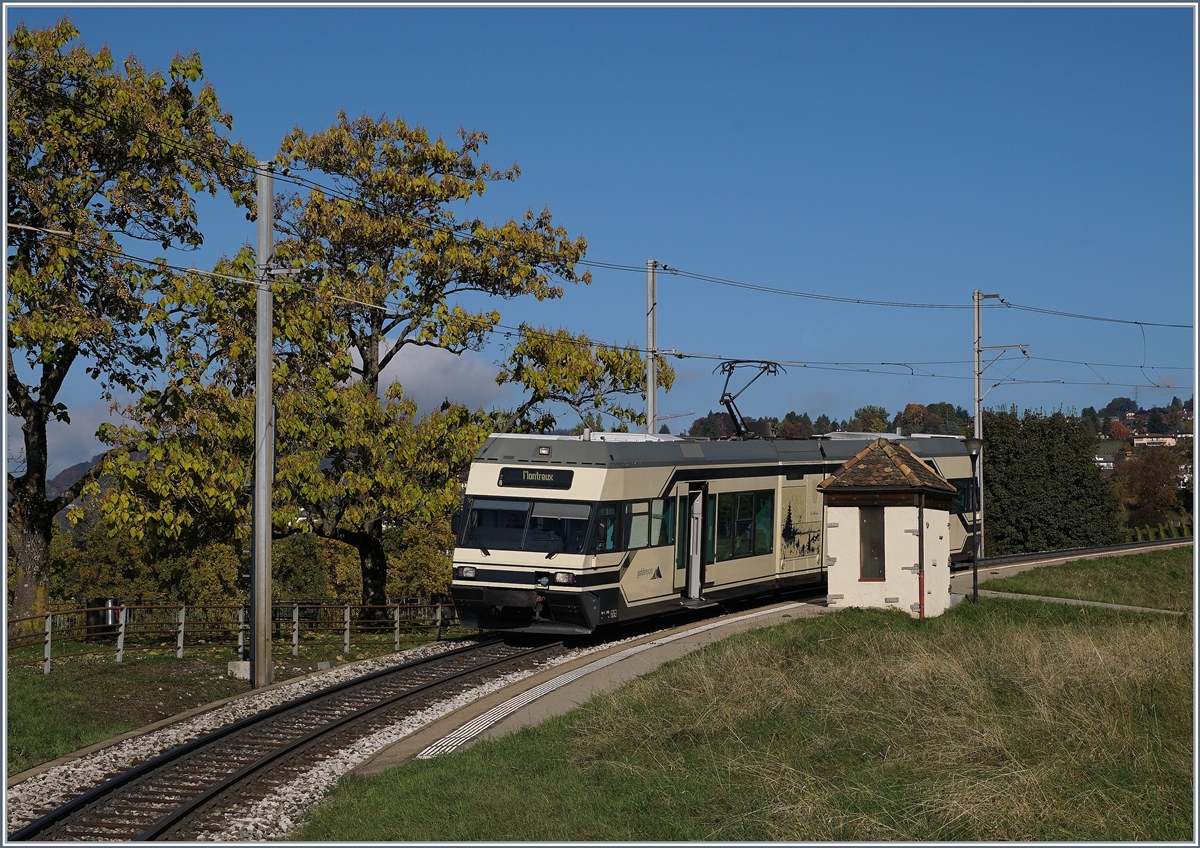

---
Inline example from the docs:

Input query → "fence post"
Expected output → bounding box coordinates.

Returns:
[116,606,127,663]
[237,607,246,661]
[344,603,351,656]
[435,602,444,641]
[43,612,52,675]
[292,603,299,657]
[394,603,400,653]
[177,605,186,659]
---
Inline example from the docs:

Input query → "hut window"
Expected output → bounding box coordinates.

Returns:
[860,506,885,580]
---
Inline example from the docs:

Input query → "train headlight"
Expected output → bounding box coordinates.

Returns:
[553,572,576,585]
[454,566,476,579]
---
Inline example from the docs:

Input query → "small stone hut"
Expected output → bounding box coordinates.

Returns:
[818,437,958,618]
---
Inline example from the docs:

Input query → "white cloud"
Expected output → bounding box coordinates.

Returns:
[376,345,520,414]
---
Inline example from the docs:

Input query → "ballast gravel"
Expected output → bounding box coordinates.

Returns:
[6,639,461,835]
[6,634,645,839]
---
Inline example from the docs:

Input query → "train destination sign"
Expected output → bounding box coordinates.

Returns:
[498,467,574,489]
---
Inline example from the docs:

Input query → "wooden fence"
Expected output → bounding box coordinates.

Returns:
[7,601,458,674]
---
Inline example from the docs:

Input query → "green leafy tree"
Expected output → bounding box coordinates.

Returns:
[6,20,252,623]
[494,325,673,433]
[274,533,362,603]
[851,405,890,433]
[1118,447,1183,526]
[385,518,456,600]
[814,414,833,434]
[91,111,659,613]
[688,411,734,438]
[982,409,1121,555]
[776,411,812,439]
[1103,397,1139,418]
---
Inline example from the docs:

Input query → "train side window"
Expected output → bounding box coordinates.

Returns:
[860,506,885,580]
[704,495,715,565]
[754,490,774,554]
[650,498,675,547]
[733,493,755,557]
[676,495,688,569]
[591,503,621,553]
[949,479,974,515]
[624,501,650,549]
[715,493,734,561]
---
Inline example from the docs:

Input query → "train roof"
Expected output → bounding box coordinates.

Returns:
[475,432,968,470]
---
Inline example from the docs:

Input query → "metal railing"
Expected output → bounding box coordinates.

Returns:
[6,601,459,674]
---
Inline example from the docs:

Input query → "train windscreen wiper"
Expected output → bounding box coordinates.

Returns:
[467,530,490,556]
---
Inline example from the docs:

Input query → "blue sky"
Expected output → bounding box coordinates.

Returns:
[6,5,1196,472]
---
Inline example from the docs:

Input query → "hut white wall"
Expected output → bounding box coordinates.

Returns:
[825,504,953,618]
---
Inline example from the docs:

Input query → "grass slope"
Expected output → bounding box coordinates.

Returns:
[6,651,248,776]
[295,600,1193,841]
[980,546,1193,611]
[6,632,461,777]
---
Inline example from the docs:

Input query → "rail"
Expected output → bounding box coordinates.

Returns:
[964,535,1193,571]
[8,637,560,841]
[6,601,459,674]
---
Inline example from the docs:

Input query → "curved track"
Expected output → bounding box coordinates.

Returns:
[952,535,1192,572]
[10,638,563,841]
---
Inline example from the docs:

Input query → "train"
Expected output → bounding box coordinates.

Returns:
[450,430,975,635]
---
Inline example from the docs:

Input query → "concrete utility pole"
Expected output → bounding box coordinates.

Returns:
[252,161,275,688]
[646,259,658,435]
[973,290,986,558]
[973,289,1027,560]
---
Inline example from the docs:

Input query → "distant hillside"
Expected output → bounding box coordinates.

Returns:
[45,453,106,501]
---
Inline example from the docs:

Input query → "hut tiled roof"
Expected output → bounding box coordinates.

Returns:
[817,437,956,493]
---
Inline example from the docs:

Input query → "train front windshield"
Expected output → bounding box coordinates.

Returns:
[459,497,592,554]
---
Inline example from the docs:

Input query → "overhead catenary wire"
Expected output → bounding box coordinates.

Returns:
[10,221,1191,396]
[14,76,1191,332]
[8,223,1189,395]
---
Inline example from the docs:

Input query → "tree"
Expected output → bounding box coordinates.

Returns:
[776,411,812,439]
[851,405,889,433]
[494,325,673,433]
[90,111,657,613]
[814,414,833,434]
[1148,411,1169,434]
[688,411,734,438]
[1103,397,1138,418]
[981,409,1121,555]
[1118,447,1182,526]
[6,20,252,623]
[1111,420,1131,442]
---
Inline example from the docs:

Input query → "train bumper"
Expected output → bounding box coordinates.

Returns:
[451,584,602,635]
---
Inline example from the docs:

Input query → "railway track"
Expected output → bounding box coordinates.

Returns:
[10,638,564,841]
[951,535,1192,572]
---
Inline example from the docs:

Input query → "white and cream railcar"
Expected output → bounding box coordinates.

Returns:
[450,431,972,635]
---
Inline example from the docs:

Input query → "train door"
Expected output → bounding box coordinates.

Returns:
[682,482,708,604]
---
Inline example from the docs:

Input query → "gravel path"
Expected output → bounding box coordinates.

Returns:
[7,634,645,839]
